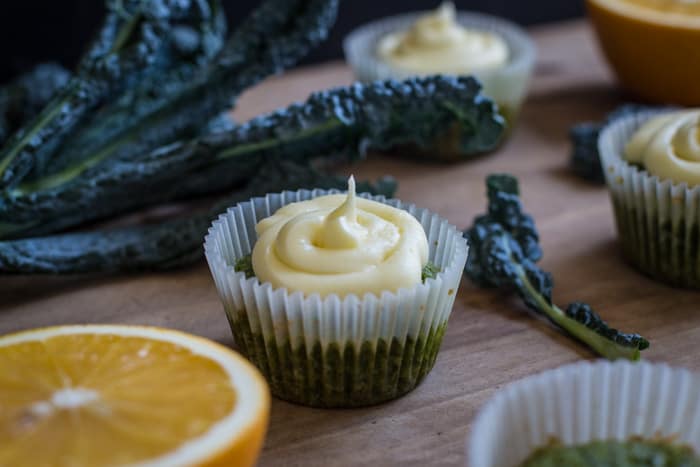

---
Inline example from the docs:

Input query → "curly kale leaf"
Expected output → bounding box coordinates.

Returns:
[0,0,202,188]
[41,0,228,178]
[17,0,339,197]
[570,104,657,183]
[0,160,395,275]
[0,75,498,240]
[465,174,649,360]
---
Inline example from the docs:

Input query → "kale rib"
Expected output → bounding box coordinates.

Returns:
[0,161,395,274]
[0,63,71,147]
[465,174,649,360]
[0,0,194,188]
[15,0,339,196]
[0,76,504,240]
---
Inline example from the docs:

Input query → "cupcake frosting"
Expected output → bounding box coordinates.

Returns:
[251,176,429,297]
[376,2,509,74]
[624,109,700,185]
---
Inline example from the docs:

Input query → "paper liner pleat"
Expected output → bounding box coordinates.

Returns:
[204,189,468,407]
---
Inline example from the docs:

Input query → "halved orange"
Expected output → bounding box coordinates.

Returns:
[587,0,700,105]
[0,325,270,467]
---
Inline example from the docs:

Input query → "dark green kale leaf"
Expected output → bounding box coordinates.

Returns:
[570,104,656,183]
[465,174,650,360]
[0,0,201,188]
[40,0,228,179]
[16,0,339,196]
[0,63,71,146]
[0,161,395,274]
[0,76,498,240]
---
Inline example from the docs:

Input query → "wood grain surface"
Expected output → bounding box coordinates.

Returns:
[2,20,697,467]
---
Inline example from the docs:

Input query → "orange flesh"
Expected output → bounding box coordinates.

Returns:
[0,334,236,467]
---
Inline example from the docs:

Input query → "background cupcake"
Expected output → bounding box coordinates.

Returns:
[343,2,535,135]
[204,180,468,408]
[469,360,700,467]
[599,109,700,288]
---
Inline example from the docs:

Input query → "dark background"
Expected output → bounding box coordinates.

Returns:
[0,0,585,83]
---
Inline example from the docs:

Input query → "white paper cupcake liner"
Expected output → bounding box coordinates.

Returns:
[204,189,468,408]
[469,360,700,467]
[600,111,700,288]
[342,11,536,124]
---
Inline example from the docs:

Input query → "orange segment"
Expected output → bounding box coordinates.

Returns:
[0,325,270,467]
[587,0,700,105]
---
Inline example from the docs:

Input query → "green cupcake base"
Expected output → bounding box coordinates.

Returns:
[613,203,700,289]
[227,309,447,408]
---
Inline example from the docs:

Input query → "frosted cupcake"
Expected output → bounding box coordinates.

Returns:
[599,108,700,288]
[204,177,468,408]
[343,2,535,129]
[469,361,700,467]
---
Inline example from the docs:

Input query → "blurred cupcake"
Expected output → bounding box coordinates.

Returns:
[469,360,700,467]
[343,2,535,133]
[204,177,468,408]
[599,108,700,288]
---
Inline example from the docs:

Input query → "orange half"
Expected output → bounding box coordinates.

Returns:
[587,0,700,105]
[0,325,270,467]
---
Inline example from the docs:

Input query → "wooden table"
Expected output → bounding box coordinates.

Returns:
[3,19,699,467]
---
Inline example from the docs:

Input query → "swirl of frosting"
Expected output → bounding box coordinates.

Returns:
[376,2,509,74]
[251,177,429,297]
[624,110,700,185]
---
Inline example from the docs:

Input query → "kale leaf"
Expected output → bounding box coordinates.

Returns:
[0,0,202,188]
[0,76,501,240]
[570,104,656,183]
[465,174,650,360]
[17,0,339,196]
[0,160,394,274]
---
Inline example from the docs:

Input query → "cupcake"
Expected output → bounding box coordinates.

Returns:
[204,177,468,408]
[343,2,536,131]
[599,108,700,288]
[469,360,700,467]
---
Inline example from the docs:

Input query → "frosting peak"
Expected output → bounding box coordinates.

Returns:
[252,177,429,297]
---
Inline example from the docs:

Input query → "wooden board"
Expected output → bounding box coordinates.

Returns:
[2,20,699,467]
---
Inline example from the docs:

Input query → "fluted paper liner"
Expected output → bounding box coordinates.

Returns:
[204,189,468,408]
[600,111,700,288]
[469,360,700,467]
[342,11,536,124]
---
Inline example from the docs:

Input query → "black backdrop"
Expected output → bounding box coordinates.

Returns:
[0,0,584,82]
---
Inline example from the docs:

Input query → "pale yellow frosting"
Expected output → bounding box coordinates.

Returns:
[624,110,700,185]
[376,2,509,74]
[251,177,429,298]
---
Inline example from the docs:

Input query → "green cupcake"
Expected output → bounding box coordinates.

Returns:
[204,183,468,408]
[599,109,700,288]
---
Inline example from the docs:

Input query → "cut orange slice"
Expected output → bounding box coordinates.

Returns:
[0,325,270,467]
[587,0,700,105]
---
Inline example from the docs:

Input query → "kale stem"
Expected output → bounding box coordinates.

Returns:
[517,267,641,361]
[495,233,641,360]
